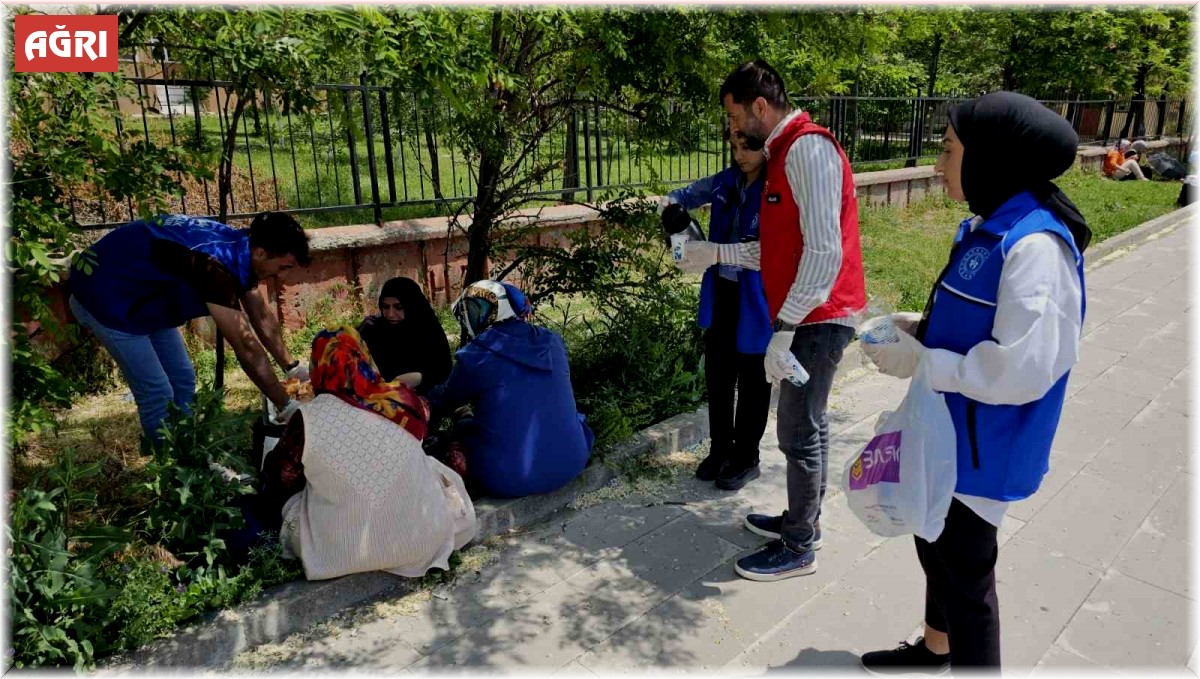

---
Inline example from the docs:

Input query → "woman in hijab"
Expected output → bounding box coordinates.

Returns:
[358,277,452,394]
[261,326,475,581]
[859,91,1089,674]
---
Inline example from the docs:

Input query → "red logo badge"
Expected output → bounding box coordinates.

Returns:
[14,14,118,73]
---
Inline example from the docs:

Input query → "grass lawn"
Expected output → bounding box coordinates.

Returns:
[858,168,1183,311]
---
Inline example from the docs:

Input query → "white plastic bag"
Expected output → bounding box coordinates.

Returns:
[842,360,957,542]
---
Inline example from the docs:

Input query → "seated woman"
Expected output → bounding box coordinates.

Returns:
[427,281,594,499]
[1103,139,1149,181]
[263,326,475,581]
[357,277,452,395]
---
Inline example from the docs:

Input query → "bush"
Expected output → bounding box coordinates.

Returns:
[7,451,131,670]
[6,388,304,670]
[138,388,256,567]
[500,191,706,451]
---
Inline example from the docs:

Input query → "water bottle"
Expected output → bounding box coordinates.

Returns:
[861,316,900,345]
[784,355,810,386]
[856,302,901,345]
[661,203,705,261]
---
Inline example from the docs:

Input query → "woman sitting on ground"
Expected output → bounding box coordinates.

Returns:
[1103,139,1149,181]
[262,326,475,581]
[357,277,452,395]
[427,280,594,499]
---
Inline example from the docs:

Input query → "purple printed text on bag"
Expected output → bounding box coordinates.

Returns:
[848,431,901,491]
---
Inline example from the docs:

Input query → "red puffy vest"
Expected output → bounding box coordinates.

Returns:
[760,112,867,323]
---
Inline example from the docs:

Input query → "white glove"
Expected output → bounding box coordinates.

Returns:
[657,196,673,215]
[861,327,926,379]
[891,312,923,336]
[675,240,719,275]
[395,371,422,388]
[763,331,809,385]
[272,398,301,424]
[286,361,310,382]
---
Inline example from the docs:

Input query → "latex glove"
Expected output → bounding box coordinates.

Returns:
[763,331,810,385]
[891,312,923,336]
[286,361,310,382]
[395,372,423,389]
[675,240,719,275]
[862,327,926,379]
[657,196,673,215]
[272,398,301,424]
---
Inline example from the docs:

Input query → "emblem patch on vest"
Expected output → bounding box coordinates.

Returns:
[958,247,991,280]
[766,193,781,204]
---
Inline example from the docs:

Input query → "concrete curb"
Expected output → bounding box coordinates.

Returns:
[104,404,712,670]
[1084,202,1196,270]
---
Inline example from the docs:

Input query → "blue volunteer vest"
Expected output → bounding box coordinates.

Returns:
[697,167,773,355]
[69,215,254,335]
[922,191,1086,501]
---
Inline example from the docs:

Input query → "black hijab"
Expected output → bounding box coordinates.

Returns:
[357,277,452,393]
[948,91,1093,252]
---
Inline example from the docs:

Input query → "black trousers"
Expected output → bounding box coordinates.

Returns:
[914,498,1002,669]
[704,277,772,465]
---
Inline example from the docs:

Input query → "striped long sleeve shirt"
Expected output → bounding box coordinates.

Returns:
[717,109,854,328]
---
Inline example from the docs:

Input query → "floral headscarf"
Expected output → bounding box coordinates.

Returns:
[309,325,430,440]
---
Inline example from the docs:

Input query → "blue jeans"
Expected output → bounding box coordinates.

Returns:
[69,296,196,443]
[777,323,854,552]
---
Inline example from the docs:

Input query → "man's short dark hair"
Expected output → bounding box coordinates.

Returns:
[719,60,790,111]
[249,211,311,266]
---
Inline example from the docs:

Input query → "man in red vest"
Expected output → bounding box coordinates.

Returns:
[681,60,867,581]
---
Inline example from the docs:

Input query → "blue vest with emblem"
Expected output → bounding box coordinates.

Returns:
[921,192,1086,501]
[694,167,773,355]
[69,215,254,335]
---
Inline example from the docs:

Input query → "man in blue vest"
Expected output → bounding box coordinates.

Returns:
[68,212,312,446]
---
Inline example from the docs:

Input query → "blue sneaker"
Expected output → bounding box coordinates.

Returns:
[734,540,817,582]
[743,511,823,550]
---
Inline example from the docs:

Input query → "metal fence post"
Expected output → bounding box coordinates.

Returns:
[1101,98,1115,146]
[562,110,579,203]
[593,100,603,192]
[1178,100,1187,137]
[1156,94,1168,140]
[360,74,383,224]
[344,90,364,205]
[582,106,593,203]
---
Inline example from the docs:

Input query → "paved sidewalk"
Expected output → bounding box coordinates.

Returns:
[231,222,1193,675]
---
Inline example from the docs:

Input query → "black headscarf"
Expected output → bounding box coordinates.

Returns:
[357,277,452,394]
[948,91,1093,252]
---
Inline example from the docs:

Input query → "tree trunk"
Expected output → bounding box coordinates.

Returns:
[464,149,504,286]
[218,96,247,223]
[926,32,943,97]
[1001,34,1020,91]
[1121,58,1150,140]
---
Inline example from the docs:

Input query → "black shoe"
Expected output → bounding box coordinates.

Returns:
[743,512,823,550]
[734,540,816,581]
[715,459,760,490]
[861,637,950,676]
[695,450,729,481]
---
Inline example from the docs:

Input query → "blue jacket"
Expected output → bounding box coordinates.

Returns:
[922,192,1086,501]
[68,215,255,335]
[429,320,593,498]
[670,167,772,354]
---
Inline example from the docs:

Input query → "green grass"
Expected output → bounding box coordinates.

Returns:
[859,168,1183,312]
[127,113,729,227]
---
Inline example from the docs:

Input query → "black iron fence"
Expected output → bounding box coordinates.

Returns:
[75,64,1192,229]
